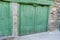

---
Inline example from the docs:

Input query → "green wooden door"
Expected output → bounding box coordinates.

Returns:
[35,6,49,33]
[18,4,35,36]
[18,4,49,36]
[0,2,12,36]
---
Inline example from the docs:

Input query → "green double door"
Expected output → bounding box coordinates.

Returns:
[0,2,12,36]
[18,4,49,36]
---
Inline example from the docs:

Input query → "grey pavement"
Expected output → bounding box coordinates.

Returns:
[0,30,59,40]
[14,30,60,40]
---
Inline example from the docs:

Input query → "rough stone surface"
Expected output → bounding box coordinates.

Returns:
[12,3,18,36]
[48,6,57,31]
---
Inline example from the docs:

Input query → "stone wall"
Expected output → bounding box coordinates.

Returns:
[12,3,18,36]
[48,5,57,31]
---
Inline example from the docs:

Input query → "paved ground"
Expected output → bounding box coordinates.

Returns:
[14,30,60,40]
[0,30,59,40]
[0,36,14,40]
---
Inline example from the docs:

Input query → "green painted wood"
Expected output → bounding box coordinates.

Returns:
[36,1,54,5]
[0,2,12,36]
[3,0,54,5]
[18,4,35,36]
[35,6,49,33]
[18,4,50,36]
